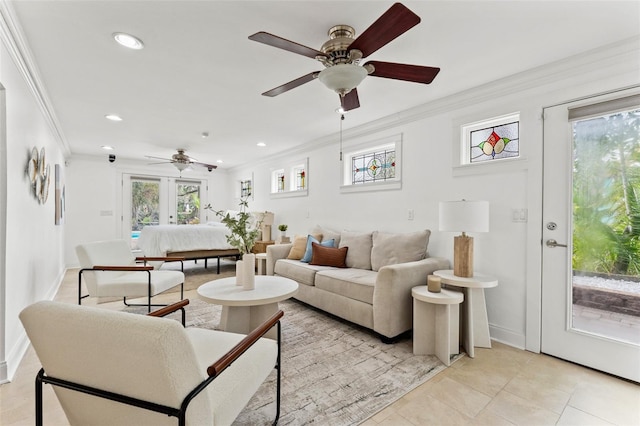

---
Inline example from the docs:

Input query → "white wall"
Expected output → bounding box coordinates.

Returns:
[0,39,66,382]
[226,38,640,351]
[64,157,233,267]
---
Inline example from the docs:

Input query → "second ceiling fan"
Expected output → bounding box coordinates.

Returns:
[249,2,440,112]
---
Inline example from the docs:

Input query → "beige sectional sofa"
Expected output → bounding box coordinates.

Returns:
[266,227,449,341]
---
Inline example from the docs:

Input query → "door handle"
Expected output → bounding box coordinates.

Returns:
[546,239,568,248]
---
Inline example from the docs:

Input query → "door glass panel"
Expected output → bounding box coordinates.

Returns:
[131,179,160,247]
[571,107,640,345]
[176,181,201,225]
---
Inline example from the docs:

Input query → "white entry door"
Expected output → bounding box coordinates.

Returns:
[541,90,640,382]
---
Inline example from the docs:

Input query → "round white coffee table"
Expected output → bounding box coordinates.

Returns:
[197,276,298,339]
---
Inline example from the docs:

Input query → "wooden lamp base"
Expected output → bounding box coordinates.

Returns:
[453,234,473,278]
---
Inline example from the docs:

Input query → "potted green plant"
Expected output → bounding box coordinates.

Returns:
[277,224,289,243]
[205,197,263,290]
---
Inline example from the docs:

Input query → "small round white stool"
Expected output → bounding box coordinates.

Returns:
[412,286,464,366]
[255,252,267,275]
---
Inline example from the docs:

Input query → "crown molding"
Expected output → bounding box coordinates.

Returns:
[0,0,70,157]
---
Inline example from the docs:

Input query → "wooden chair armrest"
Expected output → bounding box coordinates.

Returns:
[147,299,190,318]
[207,310,284,377]
[91,265,154,271]
[136,256,186,262]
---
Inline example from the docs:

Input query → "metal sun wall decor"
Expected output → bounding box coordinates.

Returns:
[27,147,51,204]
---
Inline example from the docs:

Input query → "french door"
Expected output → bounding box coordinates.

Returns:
[541,90,640,382]
[122,174,207,247]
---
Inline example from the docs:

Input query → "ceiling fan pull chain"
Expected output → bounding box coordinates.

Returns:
[339,114,345,161]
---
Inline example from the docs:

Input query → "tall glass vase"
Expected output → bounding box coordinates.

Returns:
[242,253,256,290]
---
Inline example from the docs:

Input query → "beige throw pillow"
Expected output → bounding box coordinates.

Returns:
[339,231,373,270]
[370,230,430,271]
[287,233,322,260]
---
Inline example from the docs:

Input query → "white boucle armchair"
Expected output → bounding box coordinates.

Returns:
[20,300,283,426]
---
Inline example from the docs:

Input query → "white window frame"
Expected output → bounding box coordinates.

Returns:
[340,134,402,193]
[270,158,308,198]
[452,112,526,177]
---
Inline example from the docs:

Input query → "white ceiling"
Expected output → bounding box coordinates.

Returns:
[5,1,640,169]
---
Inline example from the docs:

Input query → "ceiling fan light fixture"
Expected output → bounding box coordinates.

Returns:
[318,64,367,95]
[174,162,190,171]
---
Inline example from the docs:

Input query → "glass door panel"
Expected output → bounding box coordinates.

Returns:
[571,107,640,344]
[175,181,201,225]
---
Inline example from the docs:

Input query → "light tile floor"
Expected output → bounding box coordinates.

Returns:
[2,273,640,425]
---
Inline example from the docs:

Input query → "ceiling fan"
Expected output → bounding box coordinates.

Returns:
[248,2,440,112]
[146,149,217,172]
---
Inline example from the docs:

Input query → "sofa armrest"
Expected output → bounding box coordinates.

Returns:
[266,244,292,276]
[372,256,450,338]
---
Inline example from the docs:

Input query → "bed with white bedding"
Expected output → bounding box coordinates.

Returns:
[137,223,240,272]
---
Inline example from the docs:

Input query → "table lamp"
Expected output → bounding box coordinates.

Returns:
[259,211,274,241]
[439,200,489,277]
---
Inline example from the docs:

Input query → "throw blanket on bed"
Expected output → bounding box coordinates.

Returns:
[137,223,234,256]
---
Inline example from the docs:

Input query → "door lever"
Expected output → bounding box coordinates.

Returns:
[546,239,568,248]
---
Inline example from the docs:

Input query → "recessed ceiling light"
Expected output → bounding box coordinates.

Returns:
[105,114,123,121]
[257,142,266,147]
[201,132,209,138]
[113,32,144,50]
[216,160,223,164]
[101,145,114,150]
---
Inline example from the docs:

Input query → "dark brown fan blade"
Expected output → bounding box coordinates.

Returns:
[347,3,420,58]
[193,162,217,171]
[341,89,360,111]
[262,72,320,97]
[249,32,328,60]
[365,61,440,84]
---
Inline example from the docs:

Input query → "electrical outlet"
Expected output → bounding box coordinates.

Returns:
[408,209,415,220]
[512,208,528,222]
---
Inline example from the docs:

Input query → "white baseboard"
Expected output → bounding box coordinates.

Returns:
[490,323,527,350]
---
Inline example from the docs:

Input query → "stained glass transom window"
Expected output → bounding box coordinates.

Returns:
[276,171,285,192]
[295,168,306,190]
[469,120,519,163]
[240,179,252,197]
[351,149,396,185]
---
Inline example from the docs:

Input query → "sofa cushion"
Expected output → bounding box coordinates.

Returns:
[339,231,373,270]
[310,243,348,268]
[314,269,377,305]
[301,235,334,263]
[370,230,431,272]
[313,226,342,247]
[273,259,334,287]
[287,233,321,260]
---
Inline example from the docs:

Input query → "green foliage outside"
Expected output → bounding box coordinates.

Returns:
[572,109,640,277]
[131,181,159,231]
[176,184,200,225]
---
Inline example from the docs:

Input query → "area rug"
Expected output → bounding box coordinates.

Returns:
[129,294,454,425]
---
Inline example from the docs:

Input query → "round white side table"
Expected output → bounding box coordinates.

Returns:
[412,286,463,366]
[433,270,498,358]
[255,252,267,275]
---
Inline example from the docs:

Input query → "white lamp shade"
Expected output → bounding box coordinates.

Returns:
[439,200,490,233]
[318,64,368,94]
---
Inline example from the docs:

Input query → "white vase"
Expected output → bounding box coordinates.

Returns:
[235,259,244,286]
[242,253,255,290]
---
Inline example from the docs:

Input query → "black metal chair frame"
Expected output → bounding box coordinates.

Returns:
[34,302,283,426]
[78,257,184,313]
